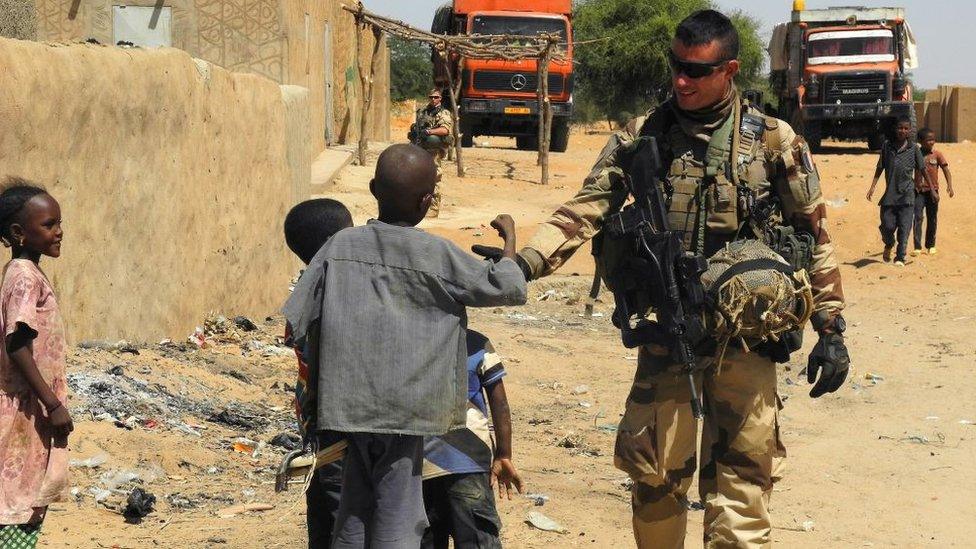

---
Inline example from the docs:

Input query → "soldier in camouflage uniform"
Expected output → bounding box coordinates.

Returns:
[409,89,454,217]
[487,10,850,548]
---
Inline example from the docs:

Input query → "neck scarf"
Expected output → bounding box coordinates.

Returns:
[670,84,737,143]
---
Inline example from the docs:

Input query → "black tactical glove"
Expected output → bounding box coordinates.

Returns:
[806,333,850,398]
[471,245,533,281]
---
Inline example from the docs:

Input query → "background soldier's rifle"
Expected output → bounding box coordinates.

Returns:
[604,137,709,418]
[409,110,435,146]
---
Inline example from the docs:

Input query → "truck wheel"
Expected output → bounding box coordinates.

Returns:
[550,120,570,153]
[804,121,823,152]
[791,108,822,152]
[461,133,474,148]
[867,133,884,151]
[516,135,538,151]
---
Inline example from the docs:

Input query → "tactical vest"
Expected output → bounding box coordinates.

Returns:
[645,102,786,255]
[597,101,788,287]
[416,106,444,130]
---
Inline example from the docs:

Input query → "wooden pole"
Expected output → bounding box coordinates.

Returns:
[356,22,383,166]
[443,46,465,178]
[353,6,365,165]
[536,40,554,184]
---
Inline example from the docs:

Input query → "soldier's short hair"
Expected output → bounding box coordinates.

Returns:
[675,9,739,61]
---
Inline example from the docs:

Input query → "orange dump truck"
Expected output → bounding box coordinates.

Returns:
[431,0,573,152]
[769,3,919,150]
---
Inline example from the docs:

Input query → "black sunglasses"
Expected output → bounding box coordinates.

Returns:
[667,50,729,79]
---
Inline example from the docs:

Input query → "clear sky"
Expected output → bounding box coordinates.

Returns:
[364,0,972,89]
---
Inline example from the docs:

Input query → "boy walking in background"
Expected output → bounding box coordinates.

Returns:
[913,128,954,256]
[283,144,527,548]
[282,198,354,548]
[422,330,523,549]
[867,117,934,265]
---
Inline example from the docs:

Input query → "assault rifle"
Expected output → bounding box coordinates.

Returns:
[604,137,709,418]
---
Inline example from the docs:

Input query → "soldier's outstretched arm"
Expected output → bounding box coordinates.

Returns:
[516,121,642,279]
[770,122,846,329]
[770,122,850,397]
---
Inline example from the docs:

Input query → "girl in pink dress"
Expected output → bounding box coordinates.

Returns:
[0,179,70,547]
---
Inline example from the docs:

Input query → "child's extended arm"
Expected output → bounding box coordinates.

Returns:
[943,163,954,197]
[491,214,517,261]
[486,379,523,500]
[867,162,884,201]
[6,327,72,435]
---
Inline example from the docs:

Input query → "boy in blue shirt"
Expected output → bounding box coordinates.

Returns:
[422,330,523,549]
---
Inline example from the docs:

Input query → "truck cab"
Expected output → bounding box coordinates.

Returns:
[769,5,918,150]
[432,0,574,152]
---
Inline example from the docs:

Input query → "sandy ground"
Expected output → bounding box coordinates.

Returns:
[41,121,975,548]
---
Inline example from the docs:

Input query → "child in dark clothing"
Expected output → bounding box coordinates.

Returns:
[867,117,934,265]
[912,128,954,256]
[283,144,527,549]
[421,330,523,549]
[283,198,353,548]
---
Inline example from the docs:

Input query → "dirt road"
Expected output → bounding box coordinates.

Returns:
[44,126,975,548]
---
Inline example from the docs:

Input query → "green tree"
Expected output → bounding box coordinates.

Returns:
[572,0,767,123]
[389,36,434,102]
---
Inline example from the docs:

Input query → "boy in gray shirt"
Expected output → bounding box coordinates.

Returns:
[283,144,526,548]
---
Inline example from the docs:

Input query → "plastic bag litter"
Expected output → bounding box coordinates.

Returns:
[524,493,549,506]
[526,511,568,533]
[89,487,112,503]
[123,488,156,523]
[71,453,108,469]
[571,385,589,395]
[100,470,141,490]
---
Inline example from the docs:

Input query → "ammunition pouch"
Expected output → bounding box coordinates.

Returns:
[766,225,815,273]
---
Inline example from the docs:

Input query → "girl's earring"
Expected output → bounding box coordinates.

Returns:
[18,237,24,247]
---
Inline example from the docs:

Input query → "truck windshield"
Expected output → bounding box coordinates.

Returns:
[470,15,567,38]
[807,30,895,65]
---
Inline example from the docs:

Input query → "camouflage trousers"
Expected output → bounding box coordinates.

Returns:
[614,344,786,548]
[424,145,446,218]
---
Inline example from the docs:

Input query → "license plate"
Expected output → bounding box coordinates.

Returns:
[504,107,531,115]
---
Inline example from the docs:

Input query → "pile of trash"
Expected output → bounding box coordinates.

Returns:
[66,369,290,437]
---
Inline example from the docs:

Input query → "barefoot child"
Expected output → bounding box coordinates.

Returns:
[422,329,523,549]
[0,179,71,547]
[283,144,527,548]
[913,128,954,256]
[282,198,354,548]
[867,117,934,265]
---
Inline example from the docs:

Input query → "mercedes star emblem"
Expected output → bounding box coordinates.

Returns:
[511,74,528,91]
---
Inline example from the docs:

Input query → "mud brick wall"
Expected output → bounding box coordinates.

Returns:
[0,38,310,341]
[28,0,390,151]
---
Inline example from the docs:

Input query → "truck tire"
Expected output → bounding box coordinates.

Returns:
[867,133,884,151]
[516,135,538,151]
[792,111,822,151]
[550,120,570,153]
[461,132,474,148]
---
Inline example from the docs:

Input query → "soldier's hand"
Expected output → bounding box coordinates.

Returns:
[471,245,504,262]
[806,333,850,398]
[471,245,534,281]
